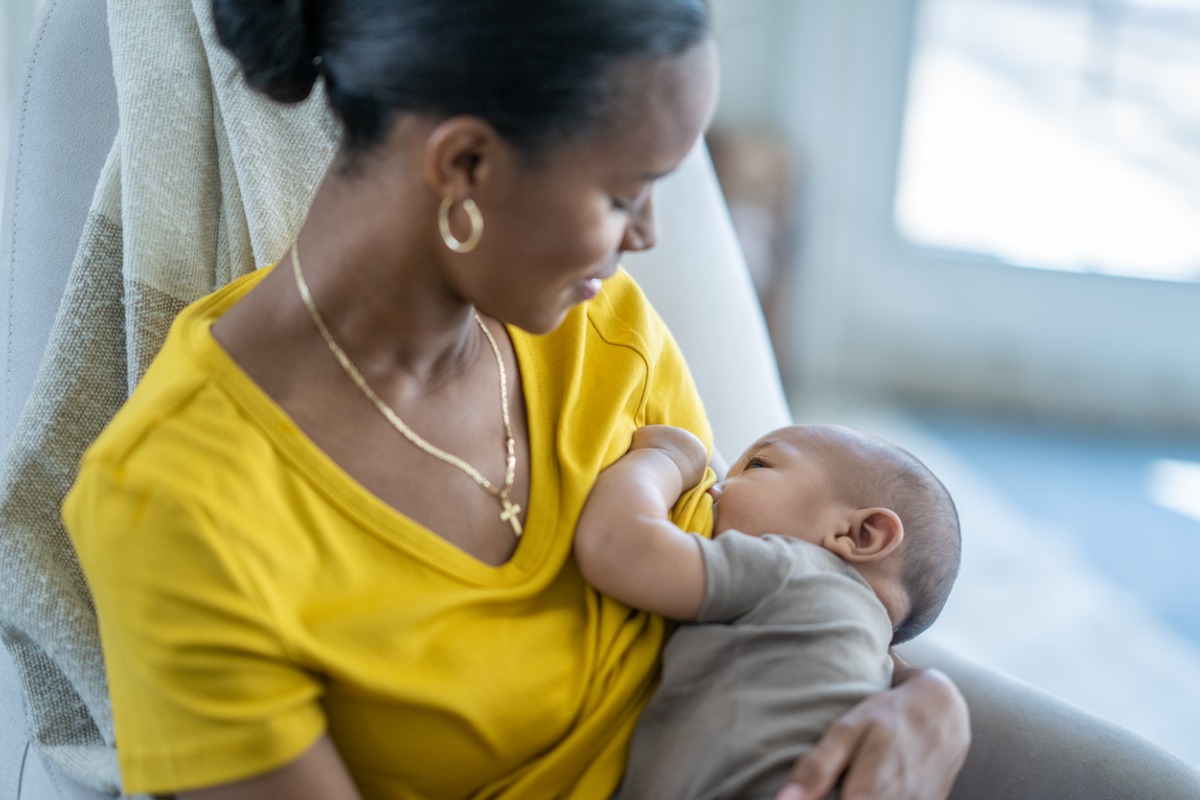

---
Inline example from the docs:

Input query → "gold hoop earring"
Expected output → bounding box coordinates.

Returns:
[438,196,484,254]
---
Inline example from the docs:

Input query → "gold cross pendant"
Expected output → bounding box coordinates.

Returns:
[499,495,523,537]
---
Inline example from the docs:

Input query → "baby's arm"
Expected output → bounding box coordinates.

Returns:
[574,425,710,620]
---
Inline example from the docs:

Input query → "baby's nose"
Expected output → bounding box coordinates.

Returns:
[706,482,724,502]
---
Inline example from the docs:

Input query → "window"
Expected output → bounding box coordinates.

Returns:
[774,0,1200,431]
[896,0,1200,281]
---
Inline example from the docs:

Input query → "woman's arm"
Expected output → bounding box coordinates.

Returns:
[181,735,362,800]
[574,425,710,620]
[774,655,970,800]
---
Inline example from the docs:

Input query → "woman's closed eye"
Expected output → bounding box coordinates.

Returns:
[612,185,651,213]
[611,196,644,214]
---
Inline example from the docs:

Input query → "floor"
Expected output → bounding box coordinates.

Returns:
[793,398,1200,772]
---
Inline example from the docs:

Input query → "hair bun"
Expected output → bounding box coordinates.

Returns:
[212,0,321,104]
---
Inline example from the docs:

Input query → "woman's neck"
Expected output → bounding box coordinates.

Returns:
[287,160,484,388]
[214,150,486,393]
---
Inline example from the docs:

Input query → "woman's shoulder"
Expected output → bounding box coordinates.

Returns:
[579,268,675,357]
[64,331,306,595]
[84,269,274,472]
[73,304,286,540]
[84,351,241,479]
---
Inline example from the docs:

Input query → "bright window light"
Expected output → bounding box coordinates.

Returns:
[895,0,1200,282]
[1148,459,1200,523]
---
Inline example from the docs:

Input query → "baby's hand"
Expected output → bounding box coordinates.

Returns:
[629,425,708,490]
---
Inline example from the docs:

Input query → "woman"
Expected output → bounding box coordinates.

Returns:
[63,1,968,798]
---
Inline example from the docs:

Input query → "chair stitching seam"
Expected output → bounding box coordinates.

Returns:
[14,739,31,798]
[6,0,60,431]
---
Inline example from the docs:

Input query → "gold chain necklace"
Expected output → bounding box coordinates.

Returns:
[290,243,523,536]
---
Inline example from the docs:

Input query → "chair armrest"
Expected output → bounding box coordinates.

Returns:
[900,638,1200,800]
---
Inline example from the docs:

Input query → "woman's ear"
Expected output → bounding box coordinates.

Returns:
[422,115,501,198]
[828,507,904,563]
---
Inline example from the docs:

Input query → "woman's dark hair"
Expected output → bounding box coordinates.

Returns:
[212,0,710,157]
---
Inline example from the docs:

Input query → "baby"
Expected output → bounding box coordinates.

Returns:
[574,423,961,800]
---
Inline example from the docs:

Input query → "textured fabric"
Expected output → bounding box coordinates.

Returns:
[0,0,338,793]
[64,266,713,797]
[617,533,893,800]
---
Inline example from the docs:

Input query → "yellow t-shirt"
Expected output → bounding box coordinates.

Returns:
[64,266,714,798]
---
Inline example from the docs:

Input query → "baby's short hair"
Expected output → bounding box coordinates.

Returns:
[832,430,961,645]
[880,451,960,644]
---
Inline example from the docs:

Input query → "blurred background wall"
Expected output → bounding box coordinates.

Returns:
[709,0,1200,433]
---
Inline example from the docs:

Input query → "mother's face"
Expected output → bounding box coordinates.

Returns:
[453,40,720,334]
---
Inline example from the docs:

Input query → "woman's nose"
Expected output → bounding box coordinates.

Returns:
[619,192,657,253]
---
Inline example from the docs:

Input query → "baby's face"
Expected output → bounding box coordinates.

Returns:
[710,425,849,543]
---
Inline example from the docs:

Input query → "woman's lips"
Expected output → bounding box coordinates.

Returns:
[574,263,618,302]
[575,277,603,301]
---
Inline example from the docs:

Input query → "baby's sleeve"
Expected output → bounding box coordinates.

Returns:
[65,464,325,795]
[693,531,794,623]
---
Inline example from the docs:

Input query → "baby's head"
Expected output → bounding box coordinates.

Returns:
[710,424,960,644]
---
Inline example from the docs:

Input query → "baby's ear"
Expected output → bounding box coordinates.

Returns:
[829,508,904,563]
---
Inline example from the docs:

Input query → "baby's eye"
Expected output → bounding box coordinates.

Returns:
[745,456,767,470]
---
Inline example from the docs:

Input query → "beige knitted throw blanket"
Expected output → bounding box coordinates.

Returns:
[0,0,337,792]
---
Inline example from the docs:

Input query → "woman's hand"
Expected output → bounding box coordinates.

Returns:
[775,664,970,800]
